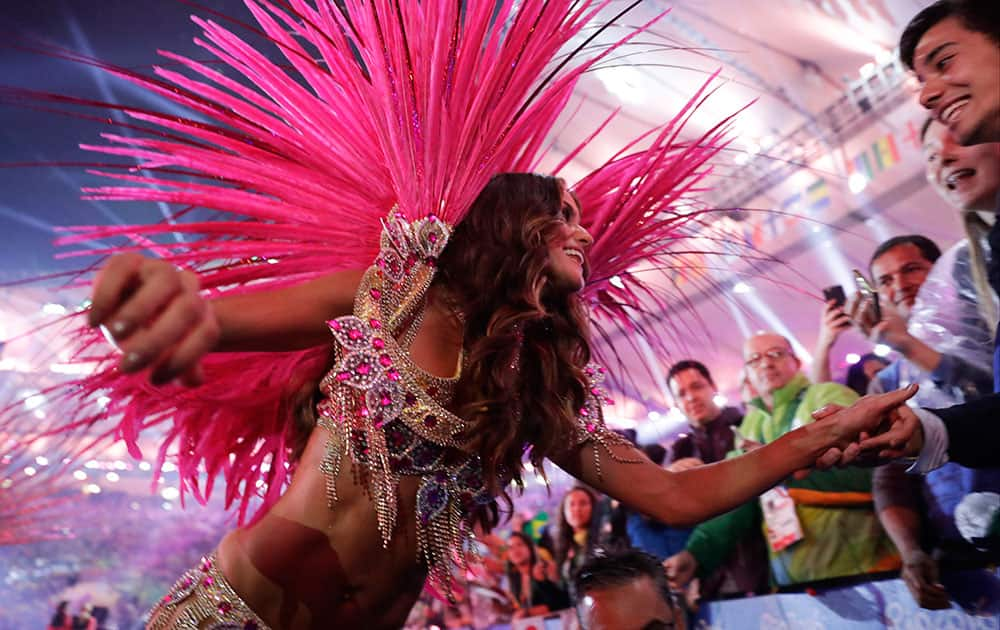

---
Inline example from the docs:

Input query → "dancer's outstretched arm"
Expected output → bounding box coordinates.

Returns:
[88,253,363,384]
[553,385,917,528]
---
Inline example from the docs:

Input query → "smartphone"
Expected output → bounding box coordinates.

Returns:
[822,285,846,308]
[852,269,881,319]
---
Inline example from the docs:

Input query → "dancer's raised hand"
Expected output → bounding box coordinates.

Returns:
[88,253,220,386]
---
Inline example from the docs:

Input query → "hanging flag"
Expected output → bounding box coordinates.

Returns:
[871,134,900,171]
[806,179,831,213]
[851,152,875,180]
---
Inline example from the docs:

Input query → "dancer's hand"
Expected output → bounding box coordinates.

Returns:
[88,253,220,386]
[802,385,918,471]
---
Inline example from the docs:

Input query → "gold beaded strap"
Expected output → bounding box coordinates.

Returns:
[573,363,645,477]
[146,552,270,630]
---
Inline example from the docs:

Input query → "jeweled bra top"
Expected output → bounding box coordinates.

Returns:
[315,210,629,595]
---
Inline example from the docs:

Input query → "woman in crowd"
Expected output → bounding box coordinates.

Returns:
[555,486,602,590]
[46,601,71,630]
[505,532,569,619]
[846,353,890,397]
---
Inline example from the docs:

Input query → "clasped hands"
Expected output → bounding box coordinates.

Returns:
[800,384,924,478]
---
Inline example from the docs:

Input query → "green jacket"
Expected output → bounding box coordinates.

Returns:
[685,374,900,586]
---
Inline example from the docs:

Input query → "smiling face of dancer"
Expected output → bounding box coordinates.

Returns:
[546,186,593,294]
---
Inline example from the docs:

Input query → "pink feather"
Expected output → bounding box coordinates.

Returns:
[3,0,740,523]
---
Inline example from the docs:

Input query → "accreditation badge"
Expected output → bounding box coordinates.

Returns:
[760,486,804,552]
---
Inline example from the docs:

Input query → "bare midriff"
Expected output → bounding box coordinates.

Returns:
[216,426,428,630]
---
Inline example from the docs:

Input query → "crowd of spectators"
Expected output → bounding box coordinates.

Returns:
[0,492,230,630]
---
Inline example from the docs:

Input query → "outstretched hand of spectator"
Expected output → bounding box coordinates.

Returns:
[663,550,697,589]
[901,549,950,609]
[791,385,919,476]
[856,405,924,460]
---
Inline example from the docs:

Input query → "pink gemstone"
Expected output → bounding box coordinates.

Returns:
[428,233,438,243]
[370,288,382,300]
[218,602,233,615]
[387,369,400,381]
[379,354,393,367]
[163,594,172,603]
[372,338,385,349]
[329,320,342,330]
[428,214,438,222]
[182,577,193,587]
[580,407,590,416]
[348,329,363,340]
[591,388,601,396]
[380,395,392,407]
[200,560,211,572]
[356,363,371,375]
[336,371,351,381]
[586,423,596,433]
[360,407,370,417]
[425,257,436,267]
[203,576,214,586]
[370,319,382,329]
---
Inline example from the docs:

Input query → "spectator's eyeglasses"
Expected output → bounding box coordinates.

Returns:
[744,348,790,368]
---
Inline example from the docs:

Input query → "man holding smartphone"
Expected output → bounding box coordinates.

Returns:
[848,235,993,401]
[857,0,1000,466]
[805,0,1000,588]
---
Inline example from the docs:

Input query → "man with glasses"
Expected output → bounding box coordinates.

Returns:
[664,332,900,592]
[575,548,685,630]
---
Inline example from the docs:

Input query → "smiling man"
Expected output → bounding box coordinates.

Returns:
[847,0,1000,477]
[902,1,1000,147]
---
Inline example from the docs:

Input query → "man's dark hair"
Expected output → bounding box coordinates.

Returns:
[869,235,942,271]
[900,0,1000,70]
[575,548,673,605]
[666,359,715,389]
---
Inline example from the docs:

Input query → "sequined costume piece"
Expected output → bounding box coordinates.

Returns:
[146,553,268,630]
[316,211,634,595]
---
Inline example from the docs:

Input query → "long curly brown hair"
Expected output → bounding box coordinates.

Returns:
[434,172,594,526]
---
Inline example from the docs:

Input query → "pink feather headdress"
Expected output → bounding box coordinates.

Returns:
[2,0,735,522]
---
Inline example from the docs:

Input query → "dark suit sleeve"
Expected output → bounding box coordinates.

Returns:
[927,393,1000,468]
